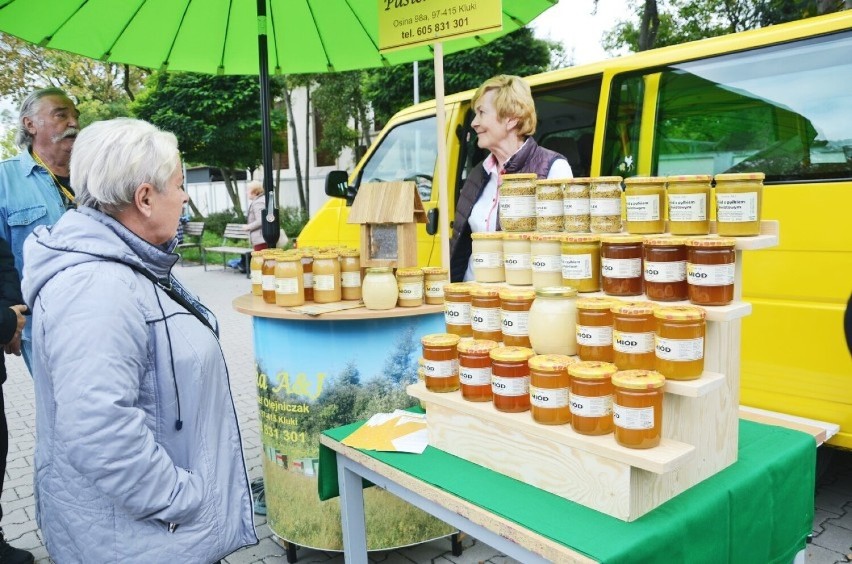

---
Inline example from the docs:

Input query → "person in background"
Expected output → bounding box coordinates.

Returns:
[0,237,32,564]
[0,87,79,370]
[243,180,269,251]
[21,118,257,563]
[449,75,572,282]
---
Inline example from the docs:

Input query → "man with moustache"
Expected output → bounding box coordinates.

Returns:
[0,87,79,370]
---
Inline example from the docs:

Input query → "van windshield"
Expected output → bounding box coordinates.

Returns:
[358,116,438,201]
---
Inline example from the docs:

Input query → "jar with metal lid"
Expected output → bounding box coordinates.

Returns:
[611,301,656,370]
[421,333,461,393]
[535,179,566,232]
[502,232,532,285]
[600,234,644,296]
[612,370,665,449]
[250,250,265,296]
[300,250,315,301]
[471,232,504,283]
[529,233,563,289]
[338,249,362,301]
[469,285,502,341]
[529,354,577,425]
[563,177,591,232]
[312,252,341,303]
[499,287,535,347]
[396,267,424,307]
[624,176,666,234]
[261,252,277,304]
[567,361,618,435]
[528,286,578,355]
[576,297,617,362]
[686,237,736,305]
[589,176,623,233]
[667,175,711,235]
[273,254,305,307]
[458,339,499,402]
[489,346,535,412]
[643,236,688,302]
[561,234,601,293]
[361,267,398,310]
[498,173,537,232]
[443,282,473,337]
[654,305,706,380]
[714,172,764,236]
[422,267,448,305]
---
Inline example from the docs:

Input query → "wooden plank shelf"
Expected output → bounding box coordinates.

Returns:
[663,371,725,397]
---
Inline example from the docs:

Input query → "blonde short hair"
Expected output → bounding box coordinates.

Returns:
[471,75,537,137]
[247,180,264,197]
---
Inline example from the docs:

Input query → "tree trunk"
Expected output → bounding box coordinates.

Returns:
[186,197,202,218]
[123,64,135,101]
[220,167,246,221]
[282,84,308,212]
[638,0,660,51]
[305,84,311,214]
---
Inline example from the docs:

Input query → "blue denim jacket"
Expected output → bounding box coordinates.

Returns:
[0,150,69,341]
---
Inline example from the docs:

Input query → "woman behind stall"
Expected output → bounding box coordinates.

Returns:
[21,118,257,563]
[450,74,572,282]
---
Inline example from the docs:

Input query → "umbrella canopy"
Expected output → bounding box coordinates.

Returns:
[0,0,556,75]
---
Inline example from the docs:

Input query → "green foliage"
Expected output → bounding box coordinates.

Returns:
[311,71,364,159]
[279,206,309,239]
[204,209,240,237]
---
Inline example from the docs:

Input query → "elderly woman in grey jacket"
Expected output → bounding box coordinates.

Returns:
[21,118,257,563]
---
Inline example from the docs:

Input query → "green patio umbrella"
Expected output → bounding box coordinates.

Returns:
[0,0,557,245]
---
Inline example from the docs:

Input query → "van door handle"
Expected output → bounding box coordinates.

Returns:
[426,208,439,235]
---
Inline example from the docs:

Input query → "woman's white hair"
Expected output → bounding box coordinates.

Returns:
[73,118,180,214]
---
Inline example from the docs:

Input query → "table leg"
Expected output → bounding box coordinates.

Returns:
[337,454,368,564]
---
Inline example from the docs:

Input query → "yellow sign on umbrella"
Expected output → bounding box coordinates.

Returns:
[378,0,503,52]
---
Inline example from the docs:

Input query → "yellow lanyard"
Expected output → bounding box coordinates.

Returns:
[31,150,76,206]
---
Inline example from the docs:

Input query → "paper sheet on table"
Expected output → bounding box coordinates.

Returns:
[341,410,428,453]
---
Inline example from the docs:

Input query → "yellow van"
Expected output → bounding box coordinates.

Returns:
[300,10,852,448]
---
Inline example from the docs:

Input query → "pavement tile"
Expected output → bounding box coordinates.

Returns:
[811,522,852,555]
[815,508,843,534]
[806,542,849,564]
[826,504,852,532]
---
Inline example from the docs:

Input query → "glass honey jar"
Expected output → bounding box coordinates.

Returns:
[528,286,578,356]
[249,250,265,296]
[560,234,601,293]
[666,175,711,235]
[589,176,623,233]
[498,173,537,232]
[261,252,277,304]
[471,232,505,283]
[273,253,304,307]
[643,236,688,302]
[654,305,706,380]
[499,287,536,347]
[300,250,315,302]
[686,237,736,306]
[612,370,665,449]
[575,297,617,362]
[361,267,398,310]
[458,339,499,402]
[396,267,424,307]
[611,301,657,370]
[489,346,535,413]
[338,249,362,301]
[312,252,341,304]
[714,172,764,237]
[529,354,577,425]
[535,178,566,232]
[422,267,448,305]
[563,177,591,233]
[624,176,666,234]
[502,232,533,286]
[530,233,564,289]
[443,282,473,337]
[567,361,618,435]
[469,284,502,342]
[421,333,461,393]
[600,234,644,296]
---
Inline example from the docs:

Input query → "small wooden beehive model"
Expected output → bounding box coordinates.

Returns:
[347,181,426,269]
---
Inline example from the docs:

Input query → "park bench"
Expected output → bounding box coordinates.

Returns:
[202,223,250,272]
[176,221,205,266]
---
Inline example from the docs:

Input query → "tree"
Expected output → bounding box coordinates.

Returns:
[132,72,285,220]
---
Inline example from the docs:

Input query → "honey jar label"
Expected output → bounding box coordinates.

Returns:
[491,375,529,397]
[471,306,501,332]
[669,194,707,221]
[717,192,758,222]
[590,197,621,216]
[530,386,569,408]
[613,330,655,353]
[569,393,612,417]
[261,274,275,291]
[425,280,447,298]
[626,195,661,221]
[655,336,704,361]
[499,195,535,218]
[687,263,735,286]
[399,282,423,300]
[602,258,642,279]
[341,272,362,288]
[504,253,531,270]
[303,272,314,288]
[422,359,458,378]
[577,325,612,346]
[251,270,262,284]
[644,260,687,283]
[314,274,337,291]
[274,277,299,295]
[613,404,654,430]
[472,252,503,269]
[562,254,593,280]
[535,199,563,217]
[444,302,471,326]
[531,254,561,272]
[564,197,590,216]
[501,310,530,336]
[460,366,492,386]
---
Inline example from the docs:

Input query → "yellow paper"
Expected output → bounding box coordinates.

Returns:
[342,411,428,453]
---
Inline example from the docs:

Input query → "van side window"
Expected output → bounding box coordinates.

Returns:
[602,75,645,177]
[358,116,438,201]
[652,31,852,181]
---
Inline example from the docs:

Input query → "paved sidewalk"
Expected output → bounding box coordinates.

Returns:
[1,263,849,563]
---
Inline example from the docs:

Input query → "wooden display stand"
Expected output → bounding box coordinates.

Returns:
[408,221,779,522]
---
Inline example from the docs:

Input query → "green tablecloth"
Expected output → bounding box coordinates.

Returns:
[319,419,814,563]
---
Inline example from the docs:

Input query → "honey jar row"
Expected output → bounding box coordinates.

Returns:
[421,334,665,449]
[473,232,736,306]
[499,172,764,236]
